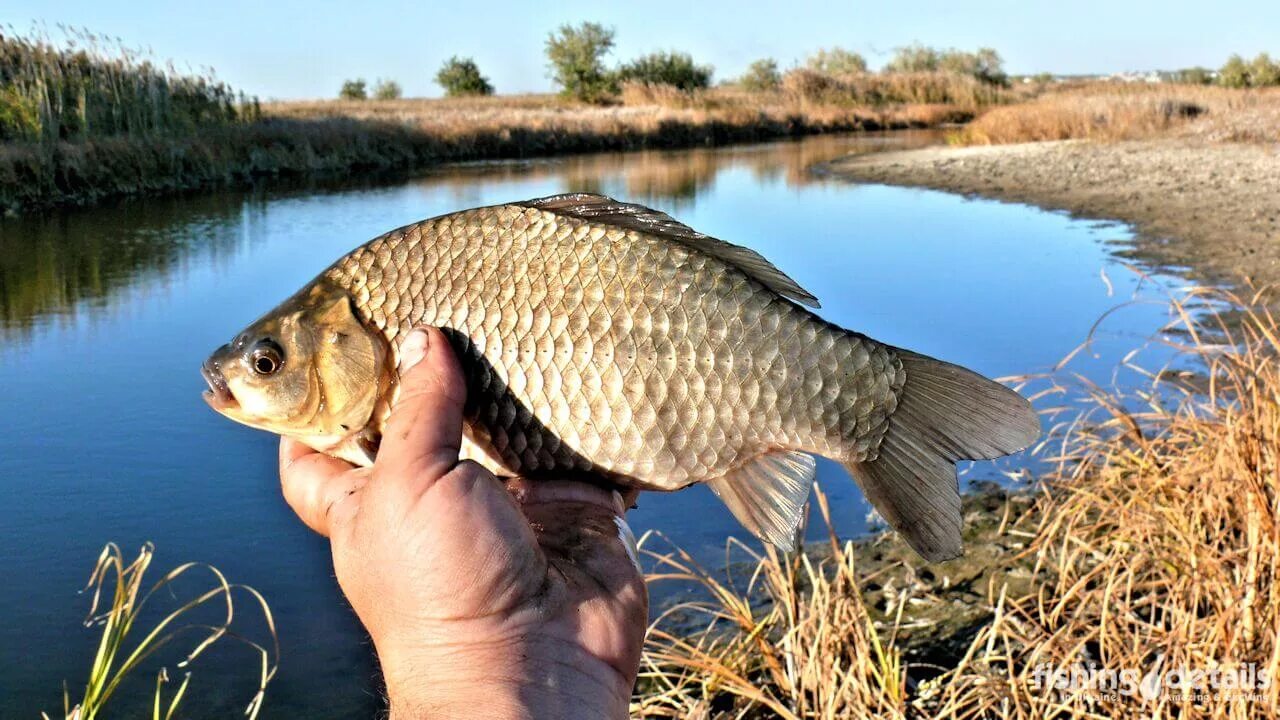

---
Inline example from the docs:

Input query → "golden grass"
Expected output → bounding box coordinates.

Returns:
[636,287,1280,719]
[46,543,278,720]
[958,82,1280,144]
[1,84,982,214]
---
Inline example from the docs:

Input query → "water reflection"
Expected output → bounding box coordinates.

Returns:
[410,131,943,209]
[0,196,261,341]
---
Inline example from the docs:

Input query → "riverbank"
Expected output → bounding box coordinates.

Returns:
[0,93,969,216]
[822,138,1280,287]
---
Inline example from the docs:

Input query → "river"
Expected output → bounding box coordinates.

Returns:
[0,132,1186,717]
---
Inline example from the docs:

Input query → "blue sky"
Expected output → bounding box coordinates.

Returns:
[8,1,1279,99]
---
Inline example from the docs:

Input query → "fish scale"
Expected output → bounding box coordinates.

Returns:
[325,202,895,489]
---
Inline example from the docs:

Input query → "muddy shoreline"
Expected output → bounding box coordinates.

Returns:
[820,139,1280,289]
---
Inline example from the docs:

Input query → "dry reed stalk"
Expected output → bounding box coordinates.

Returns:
[636,287,1280,720]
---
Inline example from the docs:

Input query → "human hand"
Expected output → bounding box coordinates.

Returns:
[279,327,648,720]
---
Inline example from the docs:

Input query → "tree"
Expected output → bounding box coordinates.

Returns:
[970,47,1008,86]
[373,78,403,100]
[937,47,1007,85]
[885,43,940,73]
[1219,54,1250,88]
[616,51,712,90]
[806,48,867,75]
[739,58,781,91]
[1249,52,1280,87]
[545,22,617,102]
[1174,67,1214,85]
[339,78,367,100]
[435,57,494,97]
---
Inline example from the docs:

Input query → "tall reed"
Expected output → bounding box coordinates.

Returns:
[0,26,258,143]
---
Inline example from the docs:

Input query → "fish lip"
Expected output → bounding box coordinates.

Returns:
[201,358,238,410]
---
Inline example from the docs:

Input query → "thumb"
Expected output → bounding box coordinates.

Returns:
[376,326,467,480]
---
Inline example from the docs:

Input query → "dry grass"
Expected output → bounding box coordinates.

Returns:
[635,490,912,719]
[781,69,1020,110]
[47,543,278,720]
[0,85,984,214]
[636,287,1280,719]
[958,82,1280,144]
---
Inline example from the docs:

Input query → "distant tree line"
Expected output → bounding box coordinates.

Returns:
[336,25,1013,103]
[734,43,1008,94]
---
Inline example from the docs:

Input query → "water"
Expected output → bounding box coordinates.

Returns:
[0,133,1187,717]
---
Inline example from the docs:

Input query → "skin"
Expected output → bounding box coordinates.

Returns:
[278,327,648,719]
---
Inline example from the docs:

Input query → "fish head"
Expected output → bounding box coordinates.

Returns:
[202,283,387,450]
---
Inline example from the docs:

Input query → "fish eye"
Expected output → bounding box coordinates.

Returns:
[249,340,284,376]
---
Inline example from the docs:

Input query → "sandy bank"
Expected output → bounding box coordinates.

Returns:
[822,139,1280,287]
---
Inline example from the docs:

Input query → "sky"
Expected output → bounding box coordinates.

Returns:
[7,1,1280,100]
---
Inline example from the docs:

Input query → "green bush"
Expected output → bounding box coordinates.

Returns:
[372,78,403,100]
[1250,52,1280,87]
[339,79,367,100]
[435,56,494,97]
[806,48,867,75]
[739,58,781,91]
[886,44,1007,86]
[885,43,940,73]
[545,22,617,103]
[1173,67,1214,85]
[616,51,712,91]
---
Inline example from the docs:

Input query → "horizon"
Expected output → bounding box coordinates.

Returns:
[7,0,1280,100]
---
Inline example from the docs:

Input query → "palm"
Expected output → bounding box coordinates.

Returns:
[365,470,648,683]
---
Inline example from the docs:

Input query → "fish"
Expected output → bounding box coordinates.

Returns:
[202,193,1039,561]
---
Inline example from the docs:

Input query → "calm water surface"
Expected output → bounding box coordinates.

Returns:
[0,133,1187,717]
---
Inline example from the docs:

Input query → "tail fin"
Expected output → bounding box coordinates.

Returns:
[845,351,1040,562]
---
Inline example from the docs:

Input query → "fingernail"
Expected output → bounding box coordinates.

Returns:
[400,328,430,370]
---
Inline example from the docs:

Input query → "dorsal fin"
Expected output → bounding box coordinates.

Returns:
[517,193,820,308]
[706,450,817,550]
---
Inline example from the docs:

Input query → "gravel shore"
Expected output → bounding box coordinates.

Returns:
[822,139,1280,288]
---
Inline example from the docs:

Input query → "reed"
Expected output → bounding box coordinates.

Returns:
[45,543,278,720]
[957,82,1280,144]
[635,286,1280,719]
[0,27,258,144]
[781,69,1018,109]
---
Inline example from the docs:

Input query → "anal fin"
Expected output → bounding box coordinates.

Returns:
[706,451,817,551]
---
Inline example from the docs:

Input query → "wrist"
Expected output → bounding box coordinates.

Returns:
[380,635,632,720]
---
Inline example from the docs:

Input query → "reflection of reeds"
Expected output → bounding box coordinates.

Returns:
[636,287,1280,719]
[45,543,278,720]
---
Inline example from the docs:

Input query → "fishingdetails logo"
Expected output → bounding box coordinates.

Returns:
[1030,656,1270,703]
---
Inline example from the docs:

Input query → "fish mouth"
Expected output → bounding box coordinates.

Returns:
[201,358,238,411]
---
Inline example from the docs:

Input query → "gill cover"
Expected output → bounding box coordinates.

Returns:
[204,284,386,464]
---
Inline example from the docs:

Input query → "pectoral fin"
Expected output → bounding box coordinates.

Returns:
[706,451,817,551]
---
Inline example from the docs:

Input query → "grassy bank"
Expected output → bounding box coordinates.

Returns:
[0,28,1020,215]
[635,288,1280,719]
[2,85,996,215]
[955,82,1280,144]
